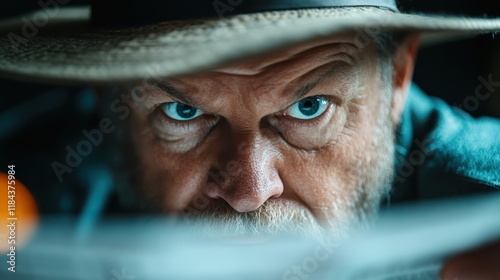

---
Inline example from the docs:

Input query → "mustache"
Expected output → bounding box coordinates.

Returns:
[181,199,328,239]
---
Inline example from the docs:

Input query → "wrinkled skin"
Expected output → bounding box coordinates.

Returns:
[126,33,415,238]
[121,32,498,278]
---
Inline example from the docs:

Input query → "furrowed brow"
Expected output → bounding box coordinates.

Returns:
[291,66,338,103]
[146,79,198,107]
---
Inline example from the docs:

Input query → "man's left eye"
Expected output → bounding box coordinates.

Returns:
[162,102,203,121]
[285,96,329,120]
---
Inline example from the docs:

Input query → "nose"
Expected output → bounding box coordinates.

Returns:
[204,134,283,212]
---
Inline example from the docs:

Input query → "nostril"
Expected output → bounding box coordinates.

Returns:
[204,181,221,199]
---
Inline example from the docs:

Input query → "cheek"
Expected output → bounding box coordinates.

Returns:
[281,141,369,222]
[131,119,213,213]
[281,89,385,222]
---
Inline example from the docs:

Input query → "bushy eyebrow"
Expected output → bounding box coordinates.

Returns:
[147,62,341,110]
[290,66,339,103]
[146,78,199,108]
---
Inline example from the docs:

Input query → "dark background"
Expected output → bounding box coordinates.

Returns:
[1,1,500,215]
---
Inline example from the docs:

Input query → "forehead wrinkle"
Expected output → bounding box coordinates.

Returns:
[258,43,359,86]
[245,57,357,108]
[209,39,359,76]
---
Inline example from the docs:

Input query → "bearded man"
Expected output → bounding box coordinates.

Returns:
[1,1,499,278]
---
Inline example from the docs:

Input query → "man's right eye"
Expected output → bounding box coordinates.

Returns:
[161,102,203,121]
[152,102,219,152]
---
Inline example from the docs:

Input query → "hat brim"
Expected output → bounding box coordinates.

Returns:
[0,6,499,85]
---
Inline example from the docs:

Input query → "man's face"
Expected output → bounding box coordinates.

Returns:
[125,33,398,239]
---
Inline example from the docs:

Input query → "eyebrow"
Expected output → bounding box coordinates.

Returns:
[147,64,340,109]
[291,66,339,103]
[146,78,199,107]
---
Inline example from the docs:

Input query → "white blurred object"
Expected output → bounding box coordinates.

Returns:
[2,193,500,280]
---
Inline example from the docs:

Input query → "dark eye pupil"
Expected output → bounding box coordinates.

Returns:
[298,97,320,116]
[176,104,197,119]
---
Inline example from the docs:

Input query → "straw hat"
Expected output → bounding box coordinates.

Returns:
[0,0,499,84]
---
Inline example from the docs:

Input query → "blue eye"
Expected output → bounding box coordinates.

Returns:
[162,102,203,121]
[286,96,329,120]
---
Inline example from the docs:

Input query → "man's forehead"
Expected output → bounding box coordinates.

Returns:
[205,31,364,76]
[137,31,373,110]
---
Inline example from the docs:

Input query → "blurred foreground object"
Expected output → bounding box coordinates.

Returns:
[0,172,38,252]
[1,193,499,280]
